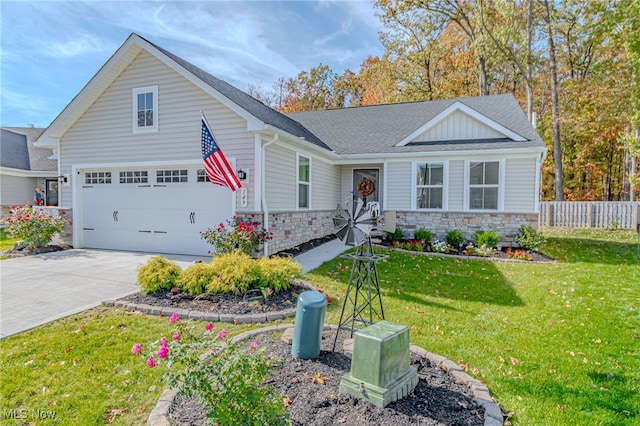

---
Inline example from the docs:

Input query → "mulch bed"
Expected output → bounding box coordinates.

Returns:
[1,244,70,258]
[169,329,485,426]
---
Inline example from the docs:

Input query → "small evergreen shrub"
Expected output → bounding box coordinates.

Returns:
[475,230,499,248]
[256,256,302,292]
[515,225,545,251]
[413,228,432,242]
[178,263,216,295]
[137,256,182,294]
[207,252,258,294]
[445,229,464,248]
[386,227,404,243]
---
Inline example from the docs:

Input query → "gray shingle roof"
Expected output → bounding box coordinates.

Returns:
[143,36,331,151]
[1,127,55,171]
[287,94,545,155]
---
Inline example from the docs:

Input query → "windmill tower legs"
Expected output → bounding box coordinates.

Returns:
[333,237,386,351]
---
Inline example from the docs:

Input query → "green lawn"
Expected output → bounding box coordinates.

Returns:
[0,228,638,425]
[0,228,18,257]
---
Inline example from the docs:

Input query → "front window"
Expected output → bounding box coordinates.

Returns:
[132,86,158,133]
[416,163,443,209]
[469,161,499,210]
[297,155,310,209]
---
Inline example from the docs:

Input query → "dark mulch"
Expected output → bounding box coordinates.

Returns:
[169,330,485,426]
[1,244,70,257]
[119,281,308,316]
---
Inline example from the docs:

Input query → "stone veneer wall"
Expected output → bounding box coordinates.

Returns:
[264,210,336,255]
[395,211,539,246]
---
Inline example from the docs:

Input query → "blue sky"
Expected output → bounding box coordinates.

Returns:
[0,1,383,128]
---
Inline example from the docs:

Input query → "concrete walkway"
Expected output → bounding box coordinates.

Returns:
[0,240,347,338]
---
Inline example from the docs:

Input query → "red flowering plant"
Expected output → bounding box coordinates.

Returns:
[506,248,534,261]
[200,215,272,256]
[131,313,288,425]
[4,205,65,251]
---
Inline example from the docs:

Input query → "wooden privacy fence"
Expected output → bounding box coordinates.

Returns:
[539,202,640,229]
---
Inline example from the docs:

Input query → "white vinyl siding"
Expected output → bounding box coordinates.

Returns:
[58,51,255,210]
[447,160,464,210]
[412,110,504,142]
[311,160,341,210]
[385,161,412,210]
[504,158,537,212]
[0,175,38,206]
[264,144,296,211]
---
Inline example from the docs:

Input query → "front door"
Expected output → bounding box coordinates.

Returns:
[45,179,58,206]
[353,169,379,205]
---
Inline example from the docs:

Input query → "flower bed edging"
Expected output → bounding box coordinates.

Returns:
[147,324,506,426]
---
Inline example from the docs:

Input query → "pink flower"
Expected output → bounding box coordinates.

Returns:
[147,356,156,368]
[247,349,255,355]
[169,313,180,323]
[157,345,169,359]
[172,333,181,340]
[217,329,227,340]
[205,322,214,331]
[131,343,141,355]
[160,337,168,346]
[250,341,260,348]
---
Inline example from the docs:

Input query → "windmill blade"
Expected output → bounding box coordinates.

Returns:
[355,222,374,236]
[335,222,350,241]
[352,197,364,219]
[345,226,367,246]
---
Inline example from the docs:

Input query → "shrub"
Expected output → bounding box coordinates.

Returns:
[200,215,272,256]
[431,240,452,253]
[137,256,182,294]
[386,227,404,243]
[207,251,258,294]
[256,256,302,292]
[445,229,464,248]
[177,263,216,295]
[515,225,545,251]
[132,316,289,425]
[475,230,499,248]
[464,243,496,257]
[4,205,65,250]
[413,228,432,242]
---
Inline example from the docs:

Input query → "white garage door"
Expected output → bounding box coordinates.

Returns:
[80,166,234,256]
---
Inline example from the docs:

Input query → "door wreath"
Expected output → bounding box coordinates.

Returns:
[357,178,375,197]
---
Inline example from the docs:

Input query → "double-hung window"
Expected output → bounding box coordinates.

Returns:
[468,161,499,210]
[297,155,310,209]
[415,163,444,209]
[132,85,158,133]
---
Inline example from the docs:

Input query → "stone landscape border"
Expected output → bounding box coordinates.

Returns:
[146,324,505,426]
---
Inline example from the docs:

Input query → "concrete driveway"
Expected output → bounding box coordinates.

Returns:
[0,249,208,338]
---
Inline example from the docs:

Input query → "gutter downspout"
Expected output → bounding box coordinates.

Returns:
[261,133,279,257]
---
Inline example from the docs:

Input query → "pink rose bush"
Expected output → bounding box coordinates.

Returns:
[4,205,65,251]
[130,313,288,424]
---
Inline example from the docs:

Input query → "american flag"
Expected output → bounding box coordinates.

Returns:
[201,116,241,191]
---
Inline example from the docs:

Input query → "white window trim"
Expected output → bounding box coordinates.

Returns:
[463,159,504,211]
[132,85,158,133]
[412,161,448,210]
[297,154,311,209]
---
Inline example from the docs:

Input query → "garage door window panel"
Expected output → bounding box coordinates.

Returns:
[157,169,188,183]
[119,171,148,184]
[85,172,112,185]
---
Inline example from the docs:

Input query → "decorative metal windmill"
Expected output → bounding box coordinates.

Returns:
[332,194,388,350]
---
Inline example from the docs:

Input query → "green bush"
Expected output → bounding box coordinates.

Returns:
[475,230,500,248]
[4,205,66,250]
[178,263,216,295]
[445,229,464,248]
[256,256,302,292]
[386,227,404,243]
[207,252,258,294]
[515,224,545,251]
[137,256,182,294]
[413,228,432,242]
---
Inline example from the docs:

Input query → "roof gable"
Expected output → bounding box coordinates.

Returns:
[397,101,526,146]
[37,33,329,151]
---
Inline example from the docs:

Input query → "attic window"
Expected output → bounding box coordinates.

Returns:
[132,85,158,133]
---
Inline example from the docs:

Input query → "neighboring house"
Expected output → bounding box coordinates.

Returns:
[34,33,546,256]
[0,127,58,216]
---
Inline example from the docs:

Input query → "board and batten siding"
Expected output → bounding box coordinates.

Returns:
[504,157,537,212]
[385,161,412,210]
[0,175,38,206]
[58,51,256,209]
[413,110,504,142]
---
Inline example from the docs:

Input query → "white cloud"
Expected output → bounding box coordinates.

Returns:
[48,32,106,58]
